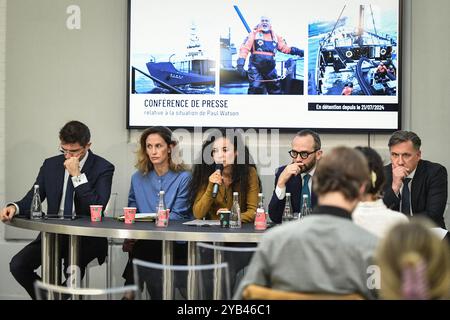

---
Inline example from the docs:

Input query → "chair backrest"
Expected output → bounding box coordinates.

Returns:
[242,284,365,300]
[132,258,231,300]
[34,280,138,300]
[196,242,257,295]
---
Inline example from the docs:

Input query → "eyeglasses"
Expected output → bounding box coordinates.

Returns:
[59,146,84,156]
[288,149,318,159]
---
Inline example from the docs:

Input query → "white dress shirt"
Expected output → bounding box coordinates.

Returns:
[58,152,89,216]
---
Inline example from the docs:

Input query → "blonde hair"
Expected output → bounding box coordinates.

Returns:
[135,126,187,175]
[376,218,450,299]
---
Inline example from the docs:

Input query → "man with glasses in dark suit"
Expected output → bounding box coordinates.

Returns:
[0,120,115,299]
[269,129,322,224]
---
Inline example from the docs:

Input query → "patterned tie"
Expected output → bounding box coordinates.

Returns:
[300,173,311,208]
[401,178,411,216]
[63,177,74,216]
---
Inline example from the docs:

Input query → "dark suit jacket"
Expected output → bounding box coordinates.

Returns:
[15,150,115,262]
[383,160,447,228]
[268,165,317,224]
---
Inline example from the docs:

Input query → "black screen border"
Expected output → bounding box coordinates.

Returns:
[126,0,403,134]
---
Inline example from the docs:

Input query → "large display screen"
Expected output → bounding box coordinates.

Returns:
[128,0,401,131]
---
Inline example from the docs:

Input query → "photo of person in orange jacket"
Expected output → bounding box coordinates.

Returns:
[237,16,304,94]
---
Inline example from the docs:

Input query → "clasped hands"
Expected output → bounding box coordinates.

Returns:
[392,165,410,194]
[64,156,81,177]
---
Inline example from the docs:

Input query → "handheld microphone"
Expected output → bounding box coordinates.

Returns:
[212,164,224,198]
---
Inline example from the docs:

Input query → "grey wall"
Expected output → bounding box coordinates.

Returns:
[0,0,449,299]
[410,1,450,169]
[4,0,131,230]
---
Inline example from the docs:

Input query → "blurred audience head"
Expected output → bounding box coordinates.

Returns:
[376,218,450,299]
[355,146,386,199]
[313,146,369,202]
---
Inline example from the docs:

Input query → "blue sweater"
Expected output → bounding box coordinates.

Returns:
[128,170,192,220]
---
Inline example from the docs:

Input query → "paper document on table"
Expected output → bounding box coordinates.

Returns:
[183,219,221,226]
[117,213,157,222]
[431,227,448,240]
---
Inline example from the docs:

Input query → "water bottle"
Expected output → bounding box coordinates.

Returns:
[230,192,242,229]
[156,190,168,227]
[299,194,312,220]
[254,193,267,230]
[30,185,42,219]
[282,192,294,223]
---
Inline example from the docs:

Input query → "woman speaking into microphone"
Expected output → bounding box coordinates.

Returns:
[189,128,260,223]
[189,128,261,295]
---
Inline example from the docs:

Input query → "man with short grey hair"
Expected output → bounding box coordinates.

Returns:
[383,130,448,228]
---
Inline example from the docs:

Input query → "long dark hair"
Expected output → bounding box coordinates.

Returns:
[188,128,260,211]
[354,146,386,196]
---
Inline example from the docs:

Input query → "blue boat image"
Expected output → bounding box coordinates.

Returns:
[131,22,216,94]
[309,4,397,96]
[145,61,215,87]
[308,16,348,38]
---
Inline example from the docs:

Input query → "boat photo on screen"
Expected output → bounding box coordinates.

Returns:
[218,4,305,95]
[308,1,398,96]
[129,0,217,94]
[129,0,306,96]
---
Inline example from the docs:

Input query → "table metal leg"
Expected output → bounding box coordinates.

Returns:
[213,242,224,300]
[41,232,55,285]
[41,232,58,299]
[162,240,173,300]
[187,241,197,300]
[68,235,80,300]
[52,234,62,299]
[107,239,113,299]
[53,234,61,286]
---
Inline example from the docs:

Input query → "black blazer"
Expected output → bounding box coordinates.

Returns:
[383,160,448,228]
[15,150,115,262]
[16,150,114,216]
[268,165,317,224]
